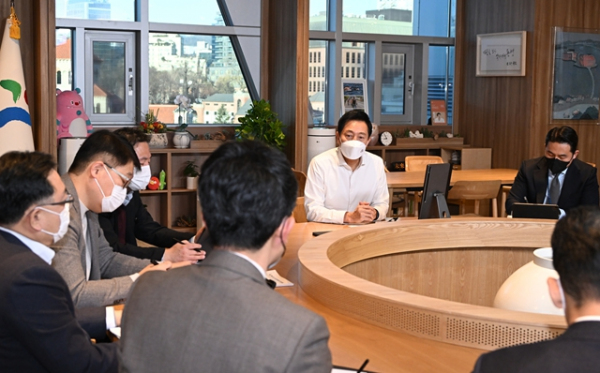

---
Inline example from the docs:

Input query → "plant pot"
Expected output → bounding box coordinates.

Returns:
[148,133,168,149]
[186,176,198,190]
[173,131,191,149]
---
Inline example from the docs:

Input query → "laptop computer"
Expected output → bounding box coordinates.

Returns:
[511,203,560,219]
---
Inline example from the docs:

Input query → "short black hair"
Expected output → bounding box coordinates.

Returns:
[69,130,141,174]
[337,110,373,137]
[113,127,149,148]
[198,140,297,250]
[545,126,578,153]
[551,205,600,307]
[0,152,56,226]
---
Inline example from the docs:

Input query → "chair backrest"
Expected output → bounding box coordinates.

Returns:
[404,156,444,172]
[292,168,307,197]
[447,180,502,217]
[586,161,596,168]
[293,196,307,223]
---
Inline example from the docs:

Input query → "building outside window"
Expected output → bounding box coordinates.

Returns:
[308,0,456,125]
[55,0,260,126]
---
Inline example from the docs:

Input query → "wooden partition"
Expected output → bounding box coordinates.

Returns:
[455,0,600,171]
[299,218,566,350]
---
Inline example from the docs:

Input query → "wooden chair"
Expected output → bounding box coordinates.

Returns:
[292,168,307,197]
[404,155,444,172]
[447,180,502,217]
[293,196,307,222]
[404,156,444,216]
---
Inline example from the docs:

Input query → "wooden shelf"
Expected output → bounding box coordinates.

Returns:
[139,147,214,230]
[367,140,492,171]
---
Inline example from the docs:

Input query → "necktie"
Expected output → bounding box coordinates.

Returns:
[548,174,561,205]
[117,206,127,245]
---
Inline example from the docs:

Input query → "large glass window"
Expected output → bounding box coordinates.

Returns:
[309,0,328,31]
[56,0,261,126]
[56,0,135,22]
[148,33,251,125]
[56,29,73,92]
[148,0,224,25]
[428,45,454,124]
[311,0,455,126]
[308,40,328,125]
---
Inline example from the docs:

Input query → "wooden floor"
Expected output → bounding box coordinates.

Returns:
[274,221,485,372]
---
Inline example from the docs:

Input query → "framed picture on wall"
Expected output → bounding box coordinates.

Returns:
[476,31,527,77]
[341,79,368,115]
[551,27,600,121]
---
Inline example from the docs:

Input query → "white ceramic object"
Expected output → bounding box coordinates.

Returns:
[173,131,191,149]
[186,176,198,190]
[493,248,564,316]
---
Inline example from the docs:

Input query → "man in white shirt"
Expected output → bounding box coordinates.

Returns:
[472,205,600,373]
[305,109,389,224]
[0,151,118,372]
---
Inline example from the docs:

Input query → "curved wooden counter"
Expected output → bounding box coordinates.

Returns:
[298,218,566,351]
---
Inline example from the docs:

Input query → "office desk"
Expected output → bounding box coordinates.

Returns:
[386,168,518,216]
[273,221,484,373]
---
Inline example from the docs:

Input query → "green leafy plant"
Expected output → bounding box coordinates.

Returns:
[183,161,200,177]
[235,99,285,150]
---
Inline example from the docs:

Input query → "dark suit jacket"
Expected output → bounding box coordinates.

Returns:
[506,157,599,214]
[120,249,332,373]
[98,191,192,260]
[0,230,118,373]
[472,321,600,373]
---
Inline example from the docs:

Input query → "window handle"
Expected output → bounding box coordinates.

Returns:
[128,74,133,96]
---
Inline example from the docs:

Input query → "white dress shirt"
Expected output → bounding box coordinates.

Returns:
[304,147,389,224]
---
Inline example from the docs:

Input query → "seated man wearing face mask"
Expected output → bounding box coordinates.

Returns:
[97,128,204,263]
[304,110,389,224]
[506,126,599,218]
[52,130,175,308]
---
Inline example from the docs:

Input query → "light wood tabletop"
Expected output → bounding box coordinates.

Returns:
[273,221,486,373]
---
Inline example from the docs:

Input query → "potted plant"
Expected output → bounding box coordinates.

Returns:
[138,109,168,148]
[183,160,200,190]
[235,99,285,150]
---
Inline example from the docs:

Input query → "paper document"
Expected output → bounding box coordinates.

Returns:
[266,270,294,287]
[109,327,121,339]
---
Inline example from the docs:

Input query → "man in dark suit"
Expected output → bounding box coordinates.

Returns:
[98,128,204,263]
[120,141,332,373]
[506,126,599,216]
[0,151,118,372]
[473,205,600,373]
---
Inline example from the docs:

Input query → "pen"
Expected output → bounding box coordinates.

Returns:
[150,259,159,265]
[357,359,369,373]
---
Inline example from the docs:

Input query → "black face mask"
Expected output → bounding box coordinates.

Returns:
[546,157,569,175]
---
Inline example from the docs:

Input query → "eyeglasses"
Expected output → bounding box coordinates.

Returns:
[40,194,74,207]
[103,162,132,189]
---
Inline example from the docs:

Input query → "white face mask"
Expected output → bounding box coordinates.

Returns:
[37,203,70,243]
[339,140,366,160]
[95,165,128,212]
[128,165,151,191]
